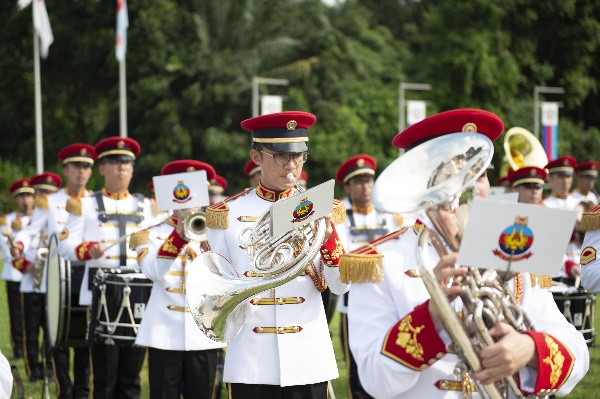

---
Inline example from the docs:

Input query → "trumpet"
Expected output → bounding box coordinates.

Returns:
[183,212,208,242]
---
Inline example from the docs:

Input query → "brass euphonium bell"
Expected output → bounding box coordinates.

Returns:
[499,127,548,180]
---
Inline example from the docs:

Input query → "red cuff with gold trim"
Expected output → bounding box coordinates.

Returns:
[12,257,31,273]
[381,300,447,370]
[75,242,97,261]
[320,223,345,267]
[157,229,186,259]
[564,260,577,277]
[522,331,574,395]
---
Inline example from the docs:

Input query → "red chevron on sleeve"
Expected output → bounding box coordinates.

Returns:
[157,229,186,259]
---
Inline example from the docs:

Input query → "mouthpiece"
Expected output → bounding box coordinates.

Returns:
[286,173,294,181]
[287,173,305,192]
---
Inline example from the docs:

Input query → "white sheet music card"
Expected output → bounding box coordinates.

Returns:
[456,198,577,275]
[153,170,209,211]
[270,180,335,238]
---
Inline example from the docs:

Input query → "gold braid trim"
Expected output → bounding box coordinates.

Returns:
[206,204,229,229]
[66,197,82,216]
[339,249,384,283]
[331,199,346,225]
[34,195,49,210]
[129,229,150,250]
[581,206,600,231]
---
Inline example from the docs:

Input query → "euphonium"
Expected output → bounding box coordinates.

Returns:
[499,127,548,180]
[186,173,326,342]
[372,133,533,399]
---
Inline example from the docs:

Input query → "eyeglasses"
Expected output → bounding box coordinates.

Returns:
[260,151,308,166]
[521,183,543,190]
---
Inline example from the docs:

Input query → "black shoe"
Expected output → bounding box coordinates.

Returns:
[29,367,43,382]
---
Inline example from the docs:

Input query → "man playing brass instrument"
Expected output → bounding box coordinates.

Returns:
[130,159,225,399]
[205,111,349,399]
[12,144,96,397]
[345,109,589,399]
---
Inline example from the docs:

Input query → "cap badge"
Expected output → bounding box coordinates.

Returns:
[117,140,125,149]
[81,148,87,155]
[462,122,477,133]
[286,120,297,131]
[23,182,29,186]
[563,160,569,166]
[530,169,536,176]
[357,159,365,167]
[47,176,52,183]
[186,166,196,172]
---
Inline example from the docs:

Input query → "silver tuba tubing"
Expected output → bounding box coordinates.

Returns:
[373,133,532,399]
[186,173,327,342]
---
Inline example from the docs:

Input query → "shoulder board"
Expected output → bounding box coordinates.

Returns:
[129,229,151,250]
[339,226,410,284]
[0,215,6,226]
[11,219,23,232]
[332,198,346,225]
[206,188,253,229]
[34,194,49,210]
[581,205,600,232]
[65,197,82,216]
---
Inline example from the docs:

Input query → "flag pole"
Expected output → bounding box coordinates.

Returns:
[33,29,44,173]
[119,58,127,137]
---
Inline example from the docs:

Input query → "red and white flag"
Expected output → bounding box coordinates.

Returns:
[116,0,129,62]
[18,0,54,59]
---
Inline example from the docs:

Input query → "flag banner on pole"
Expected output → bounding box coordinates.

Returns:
[260,95,283,115]
[407,100,426,126]
[116,0,129,62]
[541,102,559,160]
[18,0,54,58]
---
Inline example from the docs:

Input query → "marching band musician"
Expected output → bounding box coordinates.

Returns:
[334,154,401,399]
[14,172,61,383]
[345,109,589,399]
[130,160,225,399]
[58,137,161,399]
[0,178,35,361]
[507,166,546,205]
[542,156,579,209]
[572,160,599,206]
[11,144,95,398]
[579,201,600,292]
[205,111,349,399]
[245,159,261,188]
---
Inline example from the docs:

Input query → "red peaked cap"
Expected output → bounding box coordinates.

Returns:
[58,143,96,164]
[336,154,377,184]
[299,171,308,183]
[9,178,35,196]
[244,160,261,177]
[575,160,599,177]
[545,156,576,175]
[241,111,316,153]
[507,166,547,187]
[94,137,141,160]
[31,172,62,192]
[161,160,216,181]
[392,108,504,150]
[146,181,154,192]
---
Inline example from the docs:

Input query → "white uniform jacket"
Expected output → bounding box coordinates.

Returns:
[1,212,31,282]
[58,189,160,305]
[132,217,225,351]
[571,189,598,206]
[580,223,600,291]
[348,224,589,399]
[206,186,349,387]
[542,194,580,209]
[14,189,92,293]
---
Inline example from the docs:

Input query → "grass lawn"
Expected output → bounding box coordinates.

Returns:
[1,268,597,399]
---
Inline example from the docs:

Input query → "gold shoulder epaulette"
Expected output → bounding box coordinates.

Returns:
[11,219,23,232]
[206,188,252,229]
[65,197,82,216]
[34,194,49,210]
[339,226,409,283]
[129,229,150,250]
[332,198,346,225]
[581,205,600,231]
[0,215,6,226]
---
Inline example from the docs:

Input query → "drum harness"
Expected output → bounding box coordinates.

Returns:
[95,191,145,266]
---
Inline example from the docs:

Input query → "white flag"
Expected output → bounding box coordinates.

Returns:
[18,0,54,59]
[116,0,129,62]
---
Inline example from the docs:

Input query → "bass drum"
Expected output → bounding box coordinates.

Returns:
[550,284,596,347]
[45,234,88,348]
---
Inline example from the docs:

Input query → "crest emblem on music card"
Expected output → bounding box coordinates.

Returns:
[291,197,315,223]
[172,180,192,204]
[492,216,534,261]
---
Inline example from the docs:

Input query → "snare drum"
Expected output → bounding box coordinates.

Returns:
[91,270,152,345]
[550,285,596,346]
[45,234,88,348]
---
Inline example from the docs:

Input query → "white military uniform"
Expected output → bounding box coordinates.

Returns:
[542,193,580,209]
[207,186,349,387]
[580,222,600,292]
[571,189,598,205]
[348,221,589,399]
[1,212,31,283]
[58,189,161,305]
[133,217,225,351]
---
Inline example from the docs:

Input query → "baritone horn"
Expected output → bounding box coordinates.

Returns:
[372,133,530,399]
[499,127,548,179]
[184,211,207,242]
